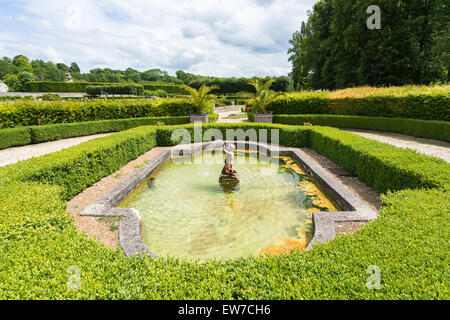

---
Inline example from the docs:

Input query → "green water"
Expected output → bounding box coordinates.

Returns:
[118,151,336,261]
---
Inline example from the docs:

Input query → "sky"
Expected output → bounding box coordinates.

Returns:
[0,0,316,77]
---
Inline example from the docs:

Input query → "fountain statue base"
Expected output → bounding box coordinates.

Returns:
[219,164,240,192]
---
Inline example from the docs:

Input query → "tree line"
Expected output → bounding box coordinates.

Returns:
[288,0,450,90]
[0,55,292,93]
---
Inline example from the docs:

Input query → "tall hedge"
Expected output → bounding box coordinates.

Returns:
[24,81,185,94]
[0,99,195,128]
[86,84,144,96]
[24,81,112,93]
[266,92,450,121]
[142,83,188,95]
[187,76,294,94]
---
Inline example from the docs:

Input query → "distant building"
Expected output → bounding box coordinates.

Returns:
[65,73,73,83]
[0,79,8,93]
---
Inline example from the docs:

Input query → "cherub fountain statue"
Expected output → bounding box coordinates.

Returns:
[219,142,240,192]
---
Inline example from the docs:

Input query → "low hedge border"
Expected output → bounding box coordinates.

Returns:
[273,115,450,142]
[0,116,189,150]
[0,123,448,299]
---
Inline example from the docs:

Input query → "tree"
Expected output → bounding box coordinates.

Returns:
[56,63,70,72]
[70,62,80,73]
[432,0,450,81]
[288,0,448,89]
[180,84,223,114]
[2,74,20,91]
[17,71,35,91]
[124,68,141,83]
[12,55,32,71]
[288,22,312,90]
[0,60,11,78]
[176,70,188,82]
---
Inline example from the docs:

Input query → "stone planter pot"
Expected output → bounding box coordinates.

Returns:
[190,114,209,123]
[254,113,273,123]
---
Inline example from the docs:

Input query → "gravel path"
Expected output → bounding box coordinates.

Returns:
[217,108,248,123]
[345,129,450,162]
[0,133,111,167]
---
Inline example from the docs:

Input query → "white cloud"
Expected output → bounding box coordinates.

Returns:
[0,0,316,77]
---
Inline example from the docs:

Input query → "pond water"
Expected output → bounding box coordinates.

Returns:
[118,150,337,261]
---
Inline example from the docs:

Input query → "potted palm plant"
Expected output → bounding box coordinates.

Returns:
[246,78,286,123]
[181,84,223,123]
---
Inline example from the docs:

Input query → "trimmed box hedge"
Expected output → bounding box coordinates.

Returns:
[273,115,450,142]
[265,91,450,121]
[24,81,187,94]
[142,83,188,95]
[0,99,196,128]
[0,123,448,299]
[85,84,144,96]
[24,81,114,93]
[0,116,189,150]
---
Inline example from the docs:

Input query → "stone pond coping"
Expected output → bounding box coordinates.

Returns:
[81,141,377,257]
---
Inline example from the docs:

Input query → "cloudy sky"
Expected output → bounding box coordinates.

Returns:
[0,0,316,77]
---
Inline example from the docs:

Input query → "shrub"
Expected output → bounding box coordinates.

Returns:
[187,76,294,94]
[37,93,62,101]
[0,99,195,128]
[3,74,20,92]
[142,83,188,95]
[0,127,32,149]
[267,90,450,121]
[144,89,168,98]
[208,113,219,123]
[273,115,450,142]
[0,123,448,299]
[86,84,144,96]
[0,116,189,150]
[24,81,111,93]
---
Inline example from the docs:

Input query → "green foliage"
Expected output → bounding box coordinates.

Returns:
[85,84,144,96]
[0,127,32,149]
[0,99,195,128]
[12,55,32,72]
[0,116,189,150]
[2,74,20,92]
[37,93,62,101]
[183,75,294,94]
[144,89,168,98]
[25,81,116,93]
[288,0,448,90]
[267,90,450,121]
[180,84,224,114]
[246,78,287,114]
[208,113,219,123]
[274,115,450,142]
[17,71,35,91]
[0,123,449,299]
[142,83,188,95]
